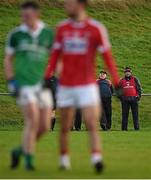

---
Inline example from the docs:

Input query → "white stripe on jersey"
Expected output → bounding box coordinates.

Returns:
[53,42,62,50]
[88,19,111,53]
[57,19,71,28]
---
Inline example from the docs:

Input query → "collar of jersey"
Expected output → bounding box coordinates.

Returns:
[70,17,90,28]
[19,21,45,37]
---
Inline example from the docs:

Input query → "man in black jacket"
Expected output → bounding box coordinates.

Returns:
[119,67,142,131]
[97,71,113,130]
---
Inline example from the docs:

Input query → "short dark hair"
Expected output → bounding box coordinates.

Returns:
[77,0,89,6]
[21,1,40,10]
[124,67,132,73]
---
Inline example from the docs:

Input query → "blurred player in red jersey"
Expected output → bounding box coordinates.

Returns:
[44,0,121,173]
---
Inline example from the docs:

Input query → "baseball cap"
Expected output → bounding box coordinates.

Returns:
[124,67,132,73]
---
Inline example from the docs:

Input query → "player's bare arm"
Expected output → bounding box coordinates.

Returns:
[4,54,14,80]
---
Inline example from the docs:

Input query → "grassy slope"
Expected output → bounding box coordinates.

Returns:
[0,1,151,129]
[0,131,151,179]
[0,2,151,179]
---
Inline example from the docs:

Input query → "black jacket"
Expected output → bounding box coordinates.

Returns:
[97,78,113,98]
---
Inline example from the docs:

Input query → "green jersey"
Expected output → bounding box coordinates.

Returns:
[5,21,54,87]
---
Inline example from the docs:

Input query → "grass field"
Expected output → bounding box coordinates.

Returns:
[0,130,151,179]
[1,0,151,179]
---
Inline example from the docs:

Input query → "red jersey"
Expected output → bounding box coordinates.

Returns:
[120,77,138,97]
[45,18,120,86]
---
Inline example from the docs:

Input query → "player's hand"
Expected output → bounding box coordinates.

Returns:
[43,78,53,90]
[136,96,141,101]
[114,85,123,99]
[7,79,19,97]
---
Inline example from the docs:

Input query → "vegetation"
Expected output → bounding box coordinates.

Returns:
[0,0,151,130]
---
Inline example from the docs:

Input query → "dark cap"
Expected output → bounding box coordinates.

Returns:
[124,67,132,73]
[100,70,107,74]
[77,0,89,6]
[21,1,40,10]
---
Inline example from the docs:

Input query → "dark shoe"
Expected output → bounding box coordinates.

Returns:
[101,124,108,131]
[106,125,111,130]
[10,150,21,169]
[135,128,140,131]
[26,164,35,171]
[94,161,104,173]
[75,128,81,131]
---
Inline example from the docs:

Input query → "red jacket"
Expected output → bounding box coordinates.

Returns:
[119,76,139,97]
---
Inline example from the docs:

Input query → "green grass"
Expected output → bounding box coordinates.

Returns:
[1,1,151,130]
[1,1,151,92]
[1,95,151,131]
[0,130,151,179]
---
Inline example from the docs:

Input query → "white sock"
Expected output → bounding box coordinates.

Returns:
[60,155,71,169]
[91,153,103,165]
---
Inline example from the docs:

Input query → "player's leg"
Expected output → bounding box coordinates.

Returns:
[36,107,52,140]
[77,84,103,172]
[36,88,53,137]
[59,107,75,169]
[82,105,103,172]
[21,103,40,170]
[11,102,40,170]
[11,85,41,170]
[57,86,75,169]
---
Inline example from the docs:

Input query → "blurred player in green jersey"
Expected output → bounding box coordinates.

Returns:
[4,1,54,170]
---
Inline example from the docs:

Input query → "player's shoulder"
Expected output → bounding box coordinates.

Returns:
[43,25,54,35]
[6,26,23,41]
[7,26,22,37]
[87,18,107,31]
[57,19,71,29]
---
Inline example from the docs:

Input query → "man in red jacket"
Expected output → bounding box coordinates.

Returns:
[119,67,142,131]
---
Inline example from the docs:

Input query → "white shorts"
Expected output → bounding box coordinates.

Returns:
[57,84,100,108]
[17,83,53,108]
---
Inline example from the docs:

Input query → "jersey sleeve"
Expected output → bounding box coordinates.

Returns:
[45,26,63,78]
[96,24,111,54]
[5,31,16,55]
[47,28,55,50]
[51,25,63,52]
[95,24,120,86]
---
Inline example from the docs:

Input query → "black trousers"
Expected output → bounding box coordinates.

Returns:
[121,100,139,130]
[74,109,82,130]
[100,97,112,130]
